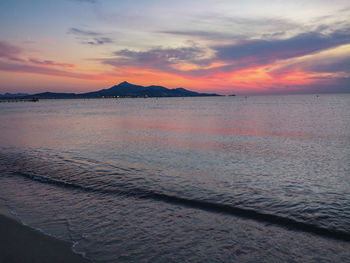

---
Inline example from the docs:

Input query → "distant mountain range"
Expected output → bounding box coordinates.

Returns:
[2,81,221,99]
[0,92,29,98]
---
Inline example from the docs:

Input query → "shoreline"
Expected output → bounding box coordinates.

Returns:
[0,213,91,263]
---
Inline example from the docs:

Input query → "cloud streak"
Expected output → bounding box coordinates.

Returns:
[103,46,210,72]
[159,30,245,41]
[0,41,24,62]
[0,61,98,80]
[268,44,350,78]
[84,37,114,45]
[68,27,114,45]
[214,31,350,65]
[68,27,101,36]
[29,58,75,68]
[0,41,100,80]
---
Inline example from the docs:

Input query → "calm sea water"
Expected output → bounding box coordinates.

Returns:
[0,95,349,262]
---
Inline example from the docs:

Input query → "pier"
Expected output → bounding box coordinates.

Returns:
[0,98,39,103]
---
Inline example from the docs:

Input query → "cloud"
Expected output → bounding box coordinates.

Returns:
[308,58,350,73]
[114,46,204,63]
[68,27,101,36]
[159,16,301,43]
[214,31,350,62]
[101,27,350,78]
[0,60,98,80]
[84,37,114,45]
[103,46,209,72]
[268,43,350,78]
[0,41,98,79]
[159,30,245,41]
[281,56,350,75]
[0,41,24,62]
[194,14,299,30]
[68,27,114,45]
[29,58,75,68]
[205,30,350,76]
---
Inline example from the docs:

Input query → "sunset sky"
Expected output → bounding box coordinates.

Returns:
[1,0,350,95]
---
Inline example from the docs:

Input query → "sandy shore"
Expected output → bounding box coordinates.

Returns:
[0,214,90,263]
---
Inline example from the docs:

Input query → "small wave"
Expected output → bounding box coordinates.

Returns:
[72,241,87,259]
[14,171,350,242]
[5,198,91,261]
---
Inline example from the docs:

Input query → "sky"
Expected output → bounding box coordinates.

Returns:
[0,0,350,95]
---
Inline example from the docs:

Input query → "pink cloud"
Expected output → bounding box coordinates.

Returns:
[28,58,75,68]
[0,61,99,80]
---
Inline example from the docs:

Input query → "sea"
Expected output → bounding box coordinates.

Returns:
[0,94,349,262]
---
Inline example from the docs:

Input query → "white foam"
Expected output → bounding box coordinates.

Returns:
[2,203,90,260]
[72,241,87,258]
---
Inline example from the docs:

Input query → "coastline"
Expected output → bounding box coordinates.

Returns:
[0,213,90,263]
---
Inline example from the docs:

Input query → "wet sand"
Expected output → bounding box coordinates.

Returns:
[0,214,90,263]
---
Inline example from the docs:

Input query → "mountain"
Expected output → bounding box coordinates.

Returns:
[0,92,29,98]
[30,92,77,99]
[30,81,221,99]
[80,81,220,98]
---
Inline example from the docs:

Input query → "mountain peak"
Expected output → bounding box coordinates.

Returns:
[118,81,132,86]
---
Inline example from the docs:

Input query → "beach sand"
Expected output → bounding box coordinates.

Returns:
[0,214,90,263]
